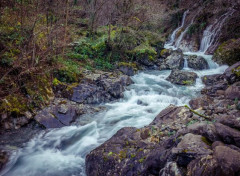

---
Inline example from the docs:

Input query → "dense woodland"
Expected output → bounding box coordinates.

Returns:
[0,0,168,116]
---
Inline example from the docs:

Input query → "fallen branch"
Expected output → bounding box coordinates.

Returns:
[184,105,212,120]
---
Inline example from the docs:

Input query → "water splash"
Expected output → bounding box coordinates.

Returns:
[199,9,236,53]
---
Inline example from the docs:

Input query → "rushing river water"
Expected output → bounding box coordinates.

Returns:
[1,8,231,175]
[0,53,227,176]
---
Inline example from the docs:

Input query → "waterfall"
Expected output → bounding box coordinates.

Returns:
[165,10,189,48]
[183,57,190,70]
[199,9,236,53]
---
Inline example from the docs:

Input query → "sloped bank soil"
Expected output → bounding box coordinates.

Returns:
[86,62,240,176]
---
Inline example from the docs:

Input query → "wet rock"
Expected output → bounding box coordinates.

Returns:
[189,96,213,109]
[216,115,240,129]
[201,82,228,97]
[186,55,209,70]
[34,109,64,128]
[159,50,184,70]
[223,61,240,84]
[225,81,240,100]
[215,123,240,147]
[71,74,133,104]
[214,146,240,175]
[202,74,225,86]
[166,70,198,86]
[159,162,183,176]
[0,150,8,170]
[172,133,212,167]
[187,155,219,176]
[150,105,192,127]
[118,65,135,76]
[34,99,84,128]
[138,57,155,68]
[184,122,219,142]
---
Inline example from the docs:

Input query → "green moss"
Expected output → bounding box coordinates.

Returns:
[201,136,212,146]
[108,152,113,156]
[25,74,54,108]
[52,78,61,86]
[213,39,240,65]
[233,66,240,77]
[131,154,136,158]
[119,150,127,160]
[118,62,138,71]
[138,156,146,163]
[182,80,194,85]
[0,95,28,115]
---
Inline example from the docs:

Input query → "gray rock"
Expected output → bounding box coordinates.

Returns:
[186,55,209,70]
[58,104,68,114]
[225,81,240,100]
[160,50,184,70]
[224,61,240,84]
[118,65,134,76]
[215,123,240,147]
[172,133,212,166]
[214,146,240,175]
[166,70,198,86]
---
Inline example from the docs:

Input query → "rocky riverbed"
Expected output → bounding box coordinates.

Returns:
[86,61,240,176]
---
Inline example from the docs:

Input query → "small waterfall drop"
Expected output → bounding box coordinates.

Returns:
[165,10,189,48]
[199,9,235,53]
[183,57,190,70]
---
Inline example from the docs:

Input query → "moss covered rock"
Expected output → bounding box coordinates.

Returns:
[213,38,240,66]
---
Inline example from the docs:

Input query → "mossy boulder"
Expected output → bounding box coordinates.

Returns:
[118,62,138,76]
[213,38,240,66]
[166,70,198,86]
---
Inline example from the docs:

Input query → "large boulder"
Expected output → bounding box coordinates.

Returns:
[202,74,225,86]
[159,50,184,70]
[166,70,198,86]
[189,95,214,109]
[187,146,240,176]
[186,55,209,70]
[223,61,240,84]
[214,146,240,175]
[215,123,240,147]
[172,133,212,167]
[71,74,132,104]
[213,38,240,66]
[225,81,240,100]
[34,98,103,128]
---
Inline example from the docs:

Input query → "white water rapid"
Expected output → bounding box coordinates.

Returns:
[0,10,229,176]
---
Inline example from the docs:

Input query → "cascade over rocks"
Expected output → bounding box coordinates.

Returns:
[34,72,133,128]
[186,55,209,70]
[166,70,198,86]
[86,61,240,176]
